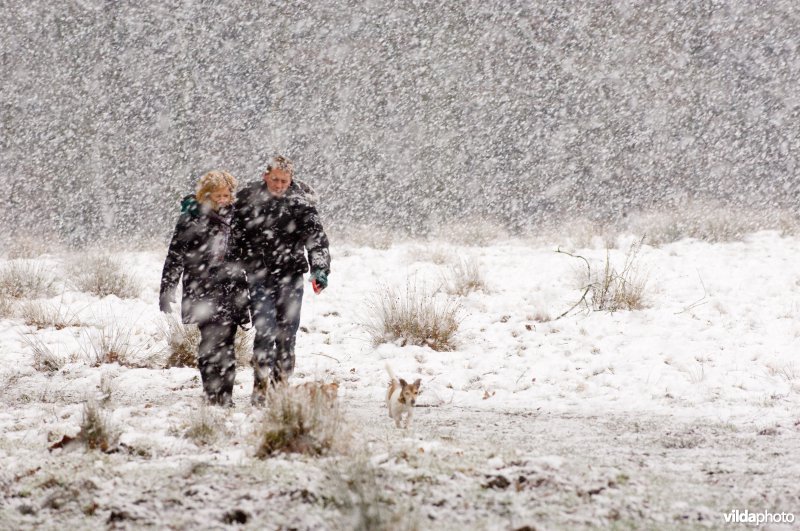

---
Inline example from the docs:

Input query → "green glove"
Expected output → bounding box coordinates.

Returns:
[310,269,328,292]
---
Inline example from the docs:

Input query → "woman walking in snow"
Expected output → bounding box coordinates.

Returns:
[159,170,250,406]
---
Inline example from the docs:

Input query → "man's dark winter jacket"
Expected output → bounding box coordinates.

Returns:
[227,180,330,282]
[160,195,250,325]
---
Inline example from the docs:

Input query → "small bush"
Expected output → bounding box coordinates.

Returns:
[185,406,225,446]
[367,283,462,351]
[80,401,117,452]
[20,333,65,372]
[0,260,56,299]
[159,315,200,368]
[589,240,648,312]
[558,238,649,316]
[98,372,116,404]
[19,299,79,330]
[0,293,13,319]
[444,257,486,296]
[69,255,140,299]
[330,458,420,531]
[530,310,552,323]
[80,325,142,367]
[255,384,347,458]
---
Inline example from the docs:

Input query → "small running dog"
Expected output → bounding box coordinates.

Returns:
[385,364,421,428]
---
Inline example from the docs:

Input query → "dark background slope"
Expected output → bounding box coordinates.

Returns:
[1,1,798,244]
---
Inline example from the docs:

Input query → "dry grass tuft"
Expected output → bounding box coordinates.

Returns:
[558,238,649,316]
[68,255,140,299]
[0,260,56,299]
[366,283,462,351]
[531,310,552,323]
[20,333,65,372]
[79,400,117,452]
[444,257,487,296]
[330,457,420,531]
[19,299,79,330]
[80,325,144,367]
[0,292,13,319]
[185,406,226,446]
[588,240,648,312]
[159,315,200,368]
[255,384,346,458]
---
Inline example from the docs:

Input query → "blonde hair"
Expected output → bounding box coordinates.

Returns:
[265,155,294,176]
[196,170,237,207]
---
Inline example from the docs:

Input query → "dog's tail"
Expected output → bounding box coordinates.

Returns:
[385,363,397,384]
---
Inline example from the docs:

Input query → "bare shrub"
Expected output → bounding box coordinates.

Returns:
[185,406,225,446]
[530,310,552,323]
[331,458,420,531]
[19,299,79,330]
[444,257,486,296]
[160,319,251,368]
[0,260,56,299]
[590,243,648,312]
[98,372,116,404]
[20,333,65,372]
[80,325,143,367]
[68,255,140,299]
[0,293,13,319]
[366,283,462,351]
[255,384,347,458]
[159,315,200,368]
[79,400,117,452]
[557,238,648,317]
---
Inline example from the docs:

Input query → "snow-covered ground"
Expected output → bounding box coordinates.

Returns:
[1,232,799,529]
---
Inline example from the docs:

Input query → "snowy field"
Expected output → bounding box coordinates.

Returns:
[1,232,800,529]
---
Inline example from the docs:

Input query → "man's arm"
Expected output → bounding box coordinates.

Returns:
[299,203,331,276]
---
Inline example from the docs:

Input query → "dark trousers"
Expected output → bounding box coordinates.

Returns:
[197,321,237,405]
[250,273,304,386]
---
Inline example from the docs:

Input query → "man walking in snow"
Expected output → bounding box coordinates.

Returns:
[227,156,330,405]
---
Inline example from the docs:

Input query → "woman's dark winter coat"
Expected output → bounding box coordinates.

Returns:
[160,195,250,326]
[227,181,331,283]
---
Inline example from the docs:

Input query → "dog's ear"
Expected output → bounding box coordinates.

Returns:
[399,378,408,387]
[413,378,421,389]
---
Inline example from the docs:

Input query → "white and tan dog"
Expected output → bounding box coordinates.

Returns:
[385,364,421,428]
